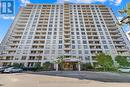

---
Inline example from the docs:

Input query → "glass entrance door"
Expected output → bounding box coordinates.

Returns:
[63,62,78,71]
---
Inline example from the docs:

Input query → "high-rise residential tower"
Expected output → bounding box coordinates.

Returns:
[0,3,130,70]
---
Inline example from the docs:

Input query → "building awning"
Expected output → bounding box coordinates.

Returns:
[63,58,80,62]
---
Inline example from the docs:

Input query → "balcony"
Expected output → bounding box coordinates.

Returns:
[64,48,71,50]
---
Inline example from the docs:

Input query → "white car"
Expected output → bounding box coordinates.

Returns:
[4,67,23,73]
[118,68,130,73]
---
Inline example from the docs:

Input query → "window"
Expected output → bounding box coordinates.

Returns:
[104,45,108,49]
[23,50,28,54]
[58,45,62,49]
[81,28,85,31]
[54,32,57,35]
[28,36,32,39]
[59,32,62,35]
[82,36,86,39]
[109,41,112,44]
[76,32,79,35]
[99,32,103,35]
[72,40,75,44]
[46,40,51,44]
[21,56,26,60]
[49,28,52,31]
[58,50,62,54]
[24,46,29,49]
[102,40,106,44]
[53,40,56,44]
[83,40,87,44]
[81,32,85,35]
[26,40,31,44]
[48,32,52,35]
[77,36,80,39]
[72,45,75,49]
[71,32,74,35]
[47,36,51,39]
[85,56,89,60]
[59,40,62,44]
[78,45,82,49]
[85,50,88,54]
[72,36,75,39]
[72,50,76,54]
[101,36,105,39]
[44,50,50,54]
[53,36,57,39]
[84,45,88,49]
[78,50,82,54]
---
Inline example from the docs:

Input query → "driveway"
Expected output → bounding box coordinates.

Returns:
[0,71,130,87]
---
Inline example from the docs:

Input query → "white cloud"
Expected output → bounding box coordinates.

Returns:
[110,0,122,5]
[20,0,31,6]
[64,0,106,3]
[115,0,122,5]
[57,0,64,3]
[2,16,15,20]
[57,0,122,5]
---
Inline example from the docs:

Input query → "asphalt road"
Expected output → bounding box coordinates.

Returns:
[27,71,130,82]
[0,71,130,87]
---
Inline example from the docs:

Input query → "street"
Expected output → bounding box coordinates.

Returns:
[0,71,130,87]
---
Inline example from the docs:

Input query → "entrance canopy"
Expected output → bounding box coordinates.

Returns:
[63,58,80,62]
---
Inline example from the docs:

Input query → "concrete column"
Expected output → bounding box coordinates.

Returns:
[0,62,2,67]
[40,62,43,67]
[56,64,58,71]
[24,62,28,67]
[78,63,81,71]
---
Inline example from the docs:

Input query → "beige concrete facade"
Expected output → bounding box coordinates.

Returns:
[0,3,130,68]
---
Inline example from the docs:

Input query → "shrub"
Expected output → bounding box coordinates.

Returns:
[42,62,54,71]
[115,55,129,67]
[81,63,94,71]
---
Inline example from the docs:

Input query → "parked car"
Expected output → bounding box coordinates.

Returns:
[0,67,4,73]
[0,67,9,73]
[3,67,23,73]
[118,67,130,73]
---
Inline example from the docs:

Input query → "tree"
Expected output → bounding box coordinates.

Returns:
[96,53,114,71]
[54,55,65,71]
[12,63,24,68]
[115,55,129,67]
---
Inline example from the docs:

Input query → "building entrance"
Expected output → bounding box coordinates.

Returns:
[63,62,78,71]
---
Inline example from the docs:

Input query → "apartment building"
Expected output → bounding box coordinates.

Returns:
[0,3,130,70]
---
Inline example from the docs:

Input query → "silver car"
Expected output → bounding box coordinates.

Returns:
[4,67,23,73]
[0,67,9,73]
[118,67,130,73]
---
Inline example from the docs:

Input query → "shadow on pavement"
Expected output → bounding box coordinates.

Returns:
[0,84,4,86]
[25,71,130,83]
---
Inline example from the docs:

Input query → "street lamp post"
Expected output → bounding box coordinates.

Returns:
[118,16,130,26]
[117,3,130,27]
